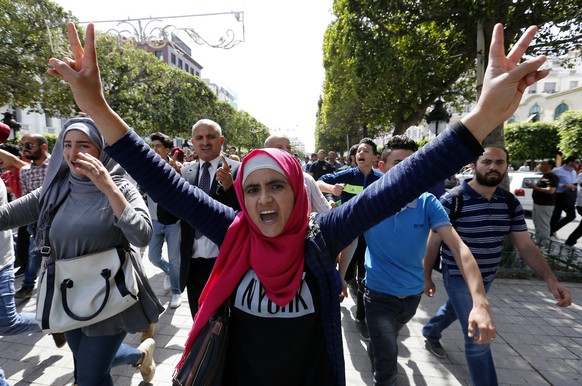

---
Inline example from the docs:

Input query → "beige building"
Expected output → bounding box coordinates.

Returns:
[510,50,582,123]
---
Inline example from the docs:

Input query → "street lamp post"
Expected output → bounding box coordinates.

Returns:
[426,99,451,137]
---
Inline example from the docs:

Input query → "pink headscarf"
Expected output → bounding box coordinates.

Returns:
[176,148,310,370]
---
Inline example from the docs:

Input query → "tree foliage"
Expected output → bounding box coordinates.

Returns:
[319,0,582,151]
[0,0,72,108]
[504,122,559,162]
[2,2,269,147]
[557,111,582,157]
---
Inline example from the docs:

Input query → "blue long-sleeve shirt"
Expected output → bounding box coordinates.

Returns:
[105,121,483,385]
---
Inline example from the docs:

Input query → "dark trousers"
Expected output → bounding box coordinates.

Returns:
[365,287,422,386]
[186,257,216,319]
[566,206,582,246]
[550,192,576,235]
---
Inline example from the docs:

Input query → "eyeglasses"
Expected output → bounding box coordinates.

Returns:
[19,143,40,150]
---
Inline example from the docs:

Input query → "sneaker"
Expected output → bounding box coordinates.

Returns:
[356,318,370,341]
[51,332,67,348]
[163,275,171,292]
[14,266,25,277]
[137,338,156,383]
[425,339,447,359]
[14,287,33,299]
[140,323,155,343]
[170,293,182,309]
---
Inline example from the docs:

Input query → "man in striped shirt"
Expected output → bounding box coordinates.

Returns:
[422,146,572,386]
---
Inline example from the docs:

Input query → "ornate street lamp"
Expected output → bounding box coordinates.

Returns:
[426,99,451,137]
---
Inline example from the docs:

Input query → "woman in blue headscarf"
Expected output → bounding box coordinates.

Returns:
[0,118,163,385]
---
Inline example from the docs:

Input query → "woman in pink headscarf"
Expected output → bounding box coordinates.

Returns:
[50,21,548,385]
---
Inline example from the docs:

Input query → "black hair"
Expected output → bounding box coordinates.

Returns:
[474,146,509,164]
[564,155,580,164]
[0,143,20,158]
[150,132,173,149]
[381,135,418,162]
[358,137,378,155]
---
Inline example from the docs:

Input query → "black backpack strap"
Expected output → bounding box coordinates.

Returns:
[501,188,517,219]
[447,186,464,224]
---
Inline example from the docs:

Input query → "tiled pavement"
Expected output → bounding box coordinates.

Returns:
[2,251,582,385]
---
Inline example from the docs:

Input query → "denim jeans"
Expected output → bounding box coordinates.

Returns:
[0,265,41,335]
[148,220,181,294]
[65,328,127,386]
[0,367,8,386]
[365,287,422,386]
[422,265,496,386]
[112,343,142,367]
[21,223,41,289]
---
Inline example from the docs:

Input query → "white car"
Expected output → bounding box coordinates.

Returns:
[452,170,541,212]
[508,171,542,212]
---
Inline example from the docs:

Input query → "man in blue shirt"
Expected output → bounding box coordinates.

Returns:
[550,155,580,237]
[363,136,494,386]
[423,146,572,386]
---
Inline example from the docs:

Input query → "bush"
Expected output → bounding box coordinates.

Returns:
[505,122,559,162]
[557,110,582,157]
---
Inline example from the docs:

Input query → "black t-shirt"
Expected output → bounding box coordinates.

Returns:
[224,269,333,386]
[532,172,559,206]
[310,160,333,181]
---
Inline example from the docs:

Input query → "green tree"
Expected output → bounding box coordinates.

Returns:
[504,122,560,162]
[0,0,72,108]
[320,0,582,151]
[557,111,582,157]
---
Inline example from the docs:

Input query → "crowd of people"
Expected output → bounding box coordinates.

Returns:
[0,20,575,386]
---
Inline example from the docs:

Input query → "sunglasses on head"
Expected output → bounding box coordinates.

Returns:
[19,143,40,150]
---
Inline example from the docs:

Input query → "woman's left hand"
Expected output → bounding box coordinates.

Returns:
[73,152,116,193]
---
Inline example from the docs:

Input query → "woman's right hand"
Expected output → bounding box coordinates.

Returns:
[72,152,116,193]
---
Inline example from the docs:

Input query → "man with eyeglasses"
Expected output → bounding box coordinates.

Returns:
[15,134,50,299]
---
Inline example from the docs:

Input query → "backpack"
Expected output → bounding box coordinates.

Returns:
[432,185,517,272]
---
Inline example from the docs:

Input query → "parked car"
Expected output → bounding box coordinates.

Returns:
[508,171,542,212]
[452,169,541,212]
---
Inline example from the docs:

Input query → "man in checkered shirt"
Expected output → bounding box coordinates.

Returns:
[15,133,50,299]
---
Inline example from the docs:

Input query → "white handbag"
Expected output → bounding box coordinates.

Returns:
[36,245,139,333]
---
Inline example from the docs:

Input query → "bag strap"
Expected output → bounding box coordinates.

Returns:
[447,186,464,224]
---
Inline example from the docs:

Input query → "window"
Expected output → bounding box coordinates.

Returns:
[570,81,579,89]
[171,53,176,64]
[543,82,556,93]
[528,105,540,122]
[154,51,164,61]
[178,59,183,69]
[554,103,569,120]
[528,84,537,94]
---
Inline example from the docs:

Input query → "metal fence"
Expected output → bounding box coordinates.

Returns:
[499,232,582,280]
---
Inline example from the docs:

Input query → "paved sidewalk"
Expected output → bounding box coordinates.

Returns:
[2,255,582,385]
